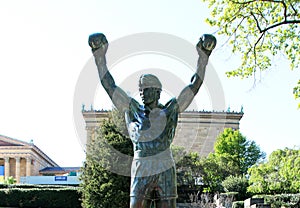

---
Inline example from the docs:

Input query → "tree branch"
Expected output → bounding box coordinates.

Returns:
[253,32,265,66]
[229,0,283,5]
[290,3,298,16]
[230,16,247,43]
[250,10,300,33]
[280,0,288,21]
[250,12,263,32]
[262,20,300,32]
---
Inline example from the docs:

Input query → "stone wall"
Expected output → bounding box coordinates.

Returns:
[82,110,243,156]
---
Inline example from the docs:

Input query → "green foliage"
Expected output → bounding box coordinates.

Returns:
[248,148,300,194]
[175,150,201,187]
[293,80,300,108]
[214,128,266,175]
[232,201,244,208]
[4,176,16,184]
[172,146,204,202]
[196,128,265,193]
[80,110,133,208]
[197,154,228,193]
[0,185,81,208]
[254,193,300,208]
[202,0,300,106]
[215,192,238,208]
[171,144,187,164]
[0,184,76,189]
[222,175,250,200]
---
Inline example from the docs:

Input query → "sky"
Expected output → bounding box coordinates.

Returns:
[0,0,299,167]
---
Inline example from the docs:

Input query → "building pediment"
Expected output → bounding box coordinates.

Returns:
[0,134,58,167]
[0,134,30,147]
[0,140,22,146]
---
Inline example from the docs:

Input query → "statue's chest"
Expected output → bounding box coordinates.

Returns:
[127,109,167,143]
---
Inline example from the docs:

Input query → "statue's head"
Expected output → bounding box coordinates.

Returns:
[138,74,162,105]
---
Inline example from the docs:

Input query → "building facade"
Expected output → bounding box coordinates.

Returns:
[82,110,243,156]
[0,134,58,183]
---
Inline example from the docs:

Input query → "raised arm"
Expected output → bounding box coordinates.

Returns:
[177,34,216,113]
[89,33,131,112]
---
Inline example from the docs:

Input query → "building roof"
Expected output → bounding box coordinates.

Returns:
[0,134,33,146]
[0,134,59,167]
[39,167,81,173]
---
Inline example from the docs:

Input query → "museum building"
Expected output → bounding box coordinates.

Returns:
[0,109,243,184]
[0,134,58,183]
[82,109,244,156]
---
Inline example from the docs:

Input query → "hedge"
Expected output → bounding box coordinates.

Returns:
[232,201,244,208]
[0,184,77,189]
[0,185,81,208]
[253,193,300,208]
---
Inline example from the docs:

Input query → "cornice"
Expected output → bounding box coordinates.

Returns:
[0,134,58,167]
[82,109,244,121]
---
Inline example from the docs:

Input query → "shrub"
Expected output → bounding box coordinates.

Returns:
[0,185,81,208]
[254,194,300,208]
[222,175,250,200]
[232,201,244,208]
[80,110,133,208]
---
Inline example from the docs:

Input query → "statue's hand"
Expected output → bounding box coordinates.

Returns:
[196,34,217,57]
[88,33,108,56]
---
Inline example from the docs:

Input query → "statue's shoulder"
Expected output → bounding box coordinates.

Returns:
[129,98,143,112]
[164,98,179,112]
[164,97,177,106]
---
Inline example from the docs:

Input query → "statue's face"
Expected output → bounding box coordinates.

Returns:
[139,87,160,105]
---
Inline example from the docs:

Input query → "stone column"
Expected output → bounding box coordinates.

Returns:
[4,157,10,180]
[26,157,31,176]
[15,157,21,183]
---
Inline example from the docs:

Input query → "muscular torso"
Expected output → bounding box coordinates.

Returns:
[125,98,179,158]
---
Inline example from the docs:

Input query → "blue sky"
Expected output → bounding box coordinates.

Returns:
[0,0,299,166]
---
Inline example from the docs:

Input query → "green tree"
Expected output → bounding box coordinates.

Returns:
[248,148,300,194]
[202,0,300,107]
[80,110,133,208]
[214,128,265,175]
[198,154,229,193]
[175,149,201,187]
[173,148,204,202]
[197,128,265,193]
[222,175,250,200]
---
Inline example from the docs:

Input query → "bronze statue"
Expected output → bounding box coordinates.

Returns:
[88,33,216,208]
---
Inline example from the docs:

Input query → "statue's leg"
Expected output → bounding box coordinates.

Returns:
[155,199,176,208]
[130,197,152,208]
